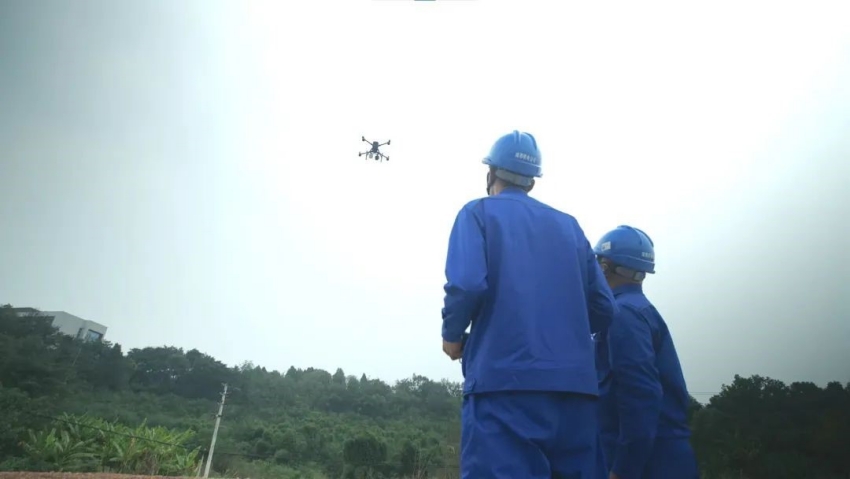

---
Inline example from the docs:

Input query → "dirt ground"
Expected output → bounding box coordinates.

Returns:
[0,474,200,479]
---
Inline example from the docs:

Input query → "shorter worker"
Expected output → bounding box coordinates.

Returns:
[593,225,700,479]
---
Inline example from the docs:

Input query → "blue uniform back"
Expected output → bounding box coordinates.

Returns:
[596,284,698,478]
[597,284,691,441]
[441,188,615,397]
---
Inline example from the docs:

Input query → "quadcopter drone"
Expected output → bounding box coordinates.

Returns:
[359,136,390,162]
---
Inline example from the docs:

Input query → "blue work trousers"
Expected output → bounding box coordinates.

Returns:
[599,436,700,479]
[460,391,600,479]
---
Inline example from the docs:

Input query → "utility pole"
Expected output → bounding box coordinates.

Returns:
[203,383,228,478]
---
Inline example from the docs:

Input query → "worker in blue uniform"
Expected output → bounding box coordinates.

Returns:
[441,130,617,479]
[593,225,700,479]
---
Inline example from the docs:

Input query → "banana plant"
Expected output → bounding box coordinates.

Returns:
[20,428,96,471]
[19,413,201,476]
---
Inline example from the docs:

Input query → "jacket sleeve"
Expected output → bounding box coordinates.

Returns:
[441,203,488,343]
[585,240,616,334]
[608,306,663,479]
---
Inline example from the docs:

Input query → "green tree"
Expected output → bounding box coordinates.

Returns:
[343,433,388,478]
[4,304,850,479]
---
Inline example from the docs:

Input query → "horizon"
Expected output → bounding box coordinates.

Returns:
[5,303,845,404]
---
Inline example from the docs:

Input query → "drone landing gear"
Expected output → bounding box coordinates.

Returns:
[358,136,390,163]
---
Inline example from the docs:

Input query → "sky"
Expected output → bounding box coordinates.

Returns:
[1,0,849,402]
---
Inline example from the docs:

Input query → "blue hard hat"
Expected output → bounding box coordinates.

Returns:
[593,225,656,274]
[482,131,542,180]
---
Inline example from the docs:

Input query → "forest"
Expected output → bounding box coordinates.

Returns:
[0,305,848,479]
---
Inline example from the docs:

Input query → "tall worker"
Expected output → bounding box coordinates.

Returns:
[440,131,617,479]
[593,225,700,479]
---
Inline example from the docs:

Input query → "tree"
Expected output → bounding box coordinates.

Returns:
[343,433,388,478]
[690,375,850,478]
[2,303,849,479]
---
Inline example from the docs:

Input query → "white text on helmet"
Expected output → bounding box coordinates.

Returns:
[514,152,540,165]
[641,252,654,259]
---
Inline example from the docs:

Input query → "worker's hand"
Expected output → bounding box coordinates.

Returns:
[609,473,620,479]
[442,340,463,360]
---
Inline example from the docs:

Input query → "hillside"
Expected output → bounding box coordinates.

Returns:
[1,305,848,479]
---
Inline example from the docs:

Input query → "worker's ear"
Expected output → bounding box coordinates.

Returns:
[526,179,535,192]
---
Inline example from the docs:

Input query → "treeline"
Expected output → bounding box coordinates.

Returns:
[0,305,848,479]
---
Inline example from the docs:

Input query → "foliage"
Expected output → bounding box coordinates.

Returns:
[1,304,848,479]
[690,375,850,479]
[7,413,201,476]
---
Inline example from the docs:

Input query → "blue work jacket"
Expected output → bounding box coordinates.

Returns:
[441,187,616,396]
[596,283,692,478]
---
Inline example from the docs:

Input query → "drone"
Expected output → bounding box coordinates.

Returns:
[359,136,390,162]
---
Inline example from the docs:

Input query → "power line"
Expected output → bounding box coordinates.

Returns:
[20,411,273,459]
[15,411,327,462]
[22,410,275,458]
[22,411,198,451]
[19,410,462,469]
[18,410,463,468]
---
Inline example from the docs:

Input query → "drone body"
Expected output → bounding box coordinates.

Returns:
[359,136,390,162]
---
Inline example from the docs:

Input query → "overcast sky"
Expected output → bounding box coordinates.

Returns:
[2,1,849,401]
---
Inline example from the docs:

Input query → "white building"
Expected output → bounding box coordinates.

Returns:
[11,307,108,341]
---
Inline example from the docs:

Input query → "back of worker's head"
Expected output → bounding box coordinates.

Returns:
[482,131,542,196]
[593,225,656,284]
